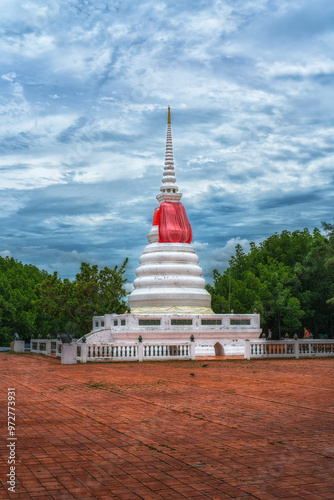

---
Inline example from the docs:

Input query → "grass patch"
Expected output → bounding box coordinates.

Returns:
[155,379,167,385]
[145,444,161,452]
[159,443,176,451]
[1,351,30,356]
[85,379,120,391]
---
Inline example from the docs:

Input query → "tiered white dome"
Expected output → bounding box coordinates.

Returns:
[128,107,212,314]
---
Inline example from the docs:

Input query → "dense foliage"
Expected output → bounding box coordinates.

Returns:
[0,257,54,346]
[206,222,334,338]
[0,257,128,346]
[35,260,128,337]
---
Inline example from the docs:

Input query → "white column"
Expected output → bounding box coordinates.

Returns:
[44,340,51,355]
[81,344,87,363]
[245,340,251,360]
[295,340,299,359]
[61,344,77,365]
[12,341,25,353]
[138,343,144,362]
[190,342,195,360]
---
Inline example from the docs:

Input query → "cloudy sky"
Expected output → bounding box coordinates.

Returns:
[1,0,334,287]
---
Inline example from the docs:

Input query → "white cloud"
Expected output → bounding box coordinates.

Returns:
[192,241,209,250]
[100,96,116,102]
[0,33,55,58]
[125,282,134,292]
[259,59,334,77]
[0,250,12,258]
[0,159,66,190]
[211,238,251,265]
[1,72,17,81]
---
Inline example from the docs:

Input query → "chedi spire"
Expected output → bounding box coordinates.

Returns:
[154,107,192,244]
[157,106,181,203]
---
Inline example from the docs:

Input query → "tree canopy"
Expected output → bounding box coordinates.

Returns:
[35,259,128,336]
[206,223,334,338]
[0,256,52,345]
[0,257,128,345]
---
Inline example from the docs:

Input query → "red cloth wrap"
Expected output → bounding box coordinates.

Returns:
[152,208,160,226]
[158,202,192,243]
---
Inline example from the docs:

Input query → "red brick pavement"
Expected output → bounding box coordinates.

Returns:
[0,354,333,500]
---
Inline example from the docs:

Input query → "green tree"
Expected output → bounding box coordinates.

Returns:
[35,259,128,336]
[206,225,334,338]
[0,257,55,345]
[296,223,334,335]
[256,261,304,336]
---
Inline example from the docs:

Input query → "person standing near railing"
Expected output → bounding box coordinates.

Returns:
[303,327,310,339]
[267,329,272,340]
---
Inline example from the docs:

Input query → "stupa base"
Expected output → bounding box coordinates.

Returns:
[130,305,214,314]
[85,312,262,358]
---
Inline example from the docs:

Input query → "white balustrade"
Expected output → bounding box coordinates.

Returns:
[245,339,334,359]
[29,338,194,363]
[81,342,192,362]
[30,339,52,356]
[142,342,192,359]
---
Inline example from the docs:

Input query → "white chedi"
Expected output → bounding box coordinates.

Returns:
[128,107,212,314]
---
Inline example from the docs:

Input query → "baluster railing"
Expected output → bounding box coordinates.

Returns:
[245,340,334,359]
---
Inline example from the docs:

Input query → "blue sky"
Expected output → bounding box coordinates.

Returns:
[1,0,334,288]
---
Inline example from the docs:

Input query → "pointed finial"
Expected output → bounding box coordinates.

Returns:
[156,106,182,204]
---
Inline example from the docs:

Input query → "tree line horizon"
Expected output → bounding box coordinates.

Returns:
[1,220,333,345]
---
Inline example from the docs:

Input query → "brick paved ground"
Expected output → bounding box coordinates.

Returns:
[0,354,333,500]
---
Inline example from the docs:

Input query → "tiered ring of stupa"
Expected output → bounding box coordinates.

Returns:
[128,242,212,313]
